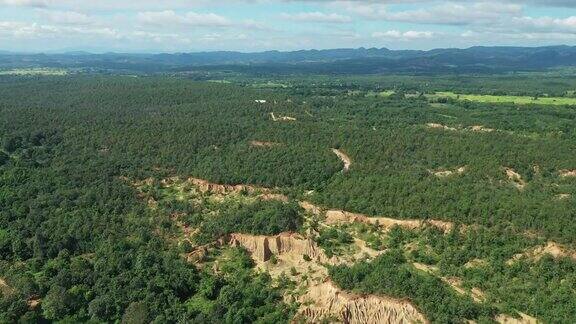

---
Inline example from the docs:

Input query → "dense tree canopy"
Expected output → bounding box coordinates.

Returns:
[0,75,575,322]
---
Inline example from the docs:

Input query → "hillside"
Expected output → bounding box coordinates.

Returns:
[1,75,575,322]
[1,46,576,74]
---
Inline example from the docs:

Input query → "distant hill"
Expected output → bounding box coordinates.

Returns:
[1,46,576,74]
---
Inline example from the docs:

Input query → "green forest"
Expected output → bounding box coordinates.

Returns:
[1,74,576,322]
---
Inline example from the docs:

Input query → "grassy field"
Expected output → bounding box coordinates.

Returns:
[432,91,576,106]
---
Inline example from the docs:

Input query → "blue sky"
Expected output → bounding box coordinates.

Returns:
[0,0,575,53]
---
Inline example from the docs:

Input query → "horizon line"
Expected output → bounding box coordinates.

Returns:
[1,44,574,56]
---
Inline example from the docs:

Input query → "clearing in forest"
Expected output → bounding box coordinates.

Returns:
[426,123,458,131]
[560,169,576,177]
[331,148,352,173]
[430,166,467,178]
[504,167,526,190]
[250,140,282,148]
[131,176,574,323]
[430,91,576,106]
[270,112,296,122]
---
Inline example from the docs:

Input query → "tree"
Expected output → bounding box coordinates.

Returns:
[42,285,71,320]
[0,151,9,165]
[122,302,149,324]
[2,136,21,153]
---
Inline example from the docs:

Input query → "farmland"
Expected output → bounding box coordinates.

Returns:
[431,91,576,106]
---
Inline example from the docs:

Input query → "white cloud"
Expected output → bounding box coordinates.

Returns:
[0,0,47,7]
[38,10,94,25]
[332,1,522,26]
[242,19,269,30]
[1,0,576,52]
[0,20,120,39]
[510,16,576,33]
[382,3,522,25]
[372,30,434,39]
[137,10,231,27]
[281,11,352,23]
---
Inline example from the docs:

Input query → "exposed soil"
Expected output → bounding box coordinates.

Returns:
[250,140,282,148]
[185,177,273,195]
[427,123,499,134]
[227,232,423,324]
[509,242,576,263]
[496,313,539,324]
[322,209,453,233]
[27,296,41,310]
[430,166,467,178]
[270,112,296,122]
[469,125,495,132]
[464,258,488,269]
[132,176,546,324]
[0,278,12,295]
[555,193,571,200]
[228,232,332,264]
[412,263,485,303]
[151,177,429,323]
[426,123,458,131]
[297,280,428,324]
[504,168,526,190]
[332,148,352,173]
[559,169,576,177]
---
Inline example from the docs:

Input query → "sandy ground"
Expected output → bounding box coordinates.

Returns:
[332,148,352,173]
[430,166,467,178]
[270,112,296,122]
[505,167,526,190]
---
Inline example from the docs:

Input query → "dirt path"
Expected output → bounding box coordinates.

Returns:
[270,112,296,122]
[332,148,352,173]
[412,263,485,303]
[250,140,282,148]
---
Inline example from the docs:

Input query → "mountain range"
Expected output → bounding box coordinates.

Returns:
[1,46,575,74]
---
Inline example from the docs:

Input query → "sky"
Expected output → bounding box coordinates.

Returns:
[0,0,575,53]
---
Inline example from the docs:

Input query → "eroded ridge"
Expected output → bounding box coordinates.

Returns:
[226,232,427,324]
[321,209,453,233]
[132,176,549,324]
[228,232,332,264]
[298,281,428,324]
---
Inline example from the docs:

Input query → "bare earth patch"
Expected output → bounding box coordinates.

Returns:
[297,280,428,324]
[322,209,453,233]
[469,125,495,132]
[508,242,576,263]
[227,232,424,324]
[250,140,282,148]
[426,123,458,131]
[132,176,551,324]
[412,263,485,303]
[185,177,274,195]
[555,193,571,200]
[559,169,576,177]
[464,258,488,269]
[0,278,13,295]
[270,112,296,122]
[496,313,539,324]
[150,177,428,323]
[332,148,352,173]
[430,166,467,178]
[504,167,526,190]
